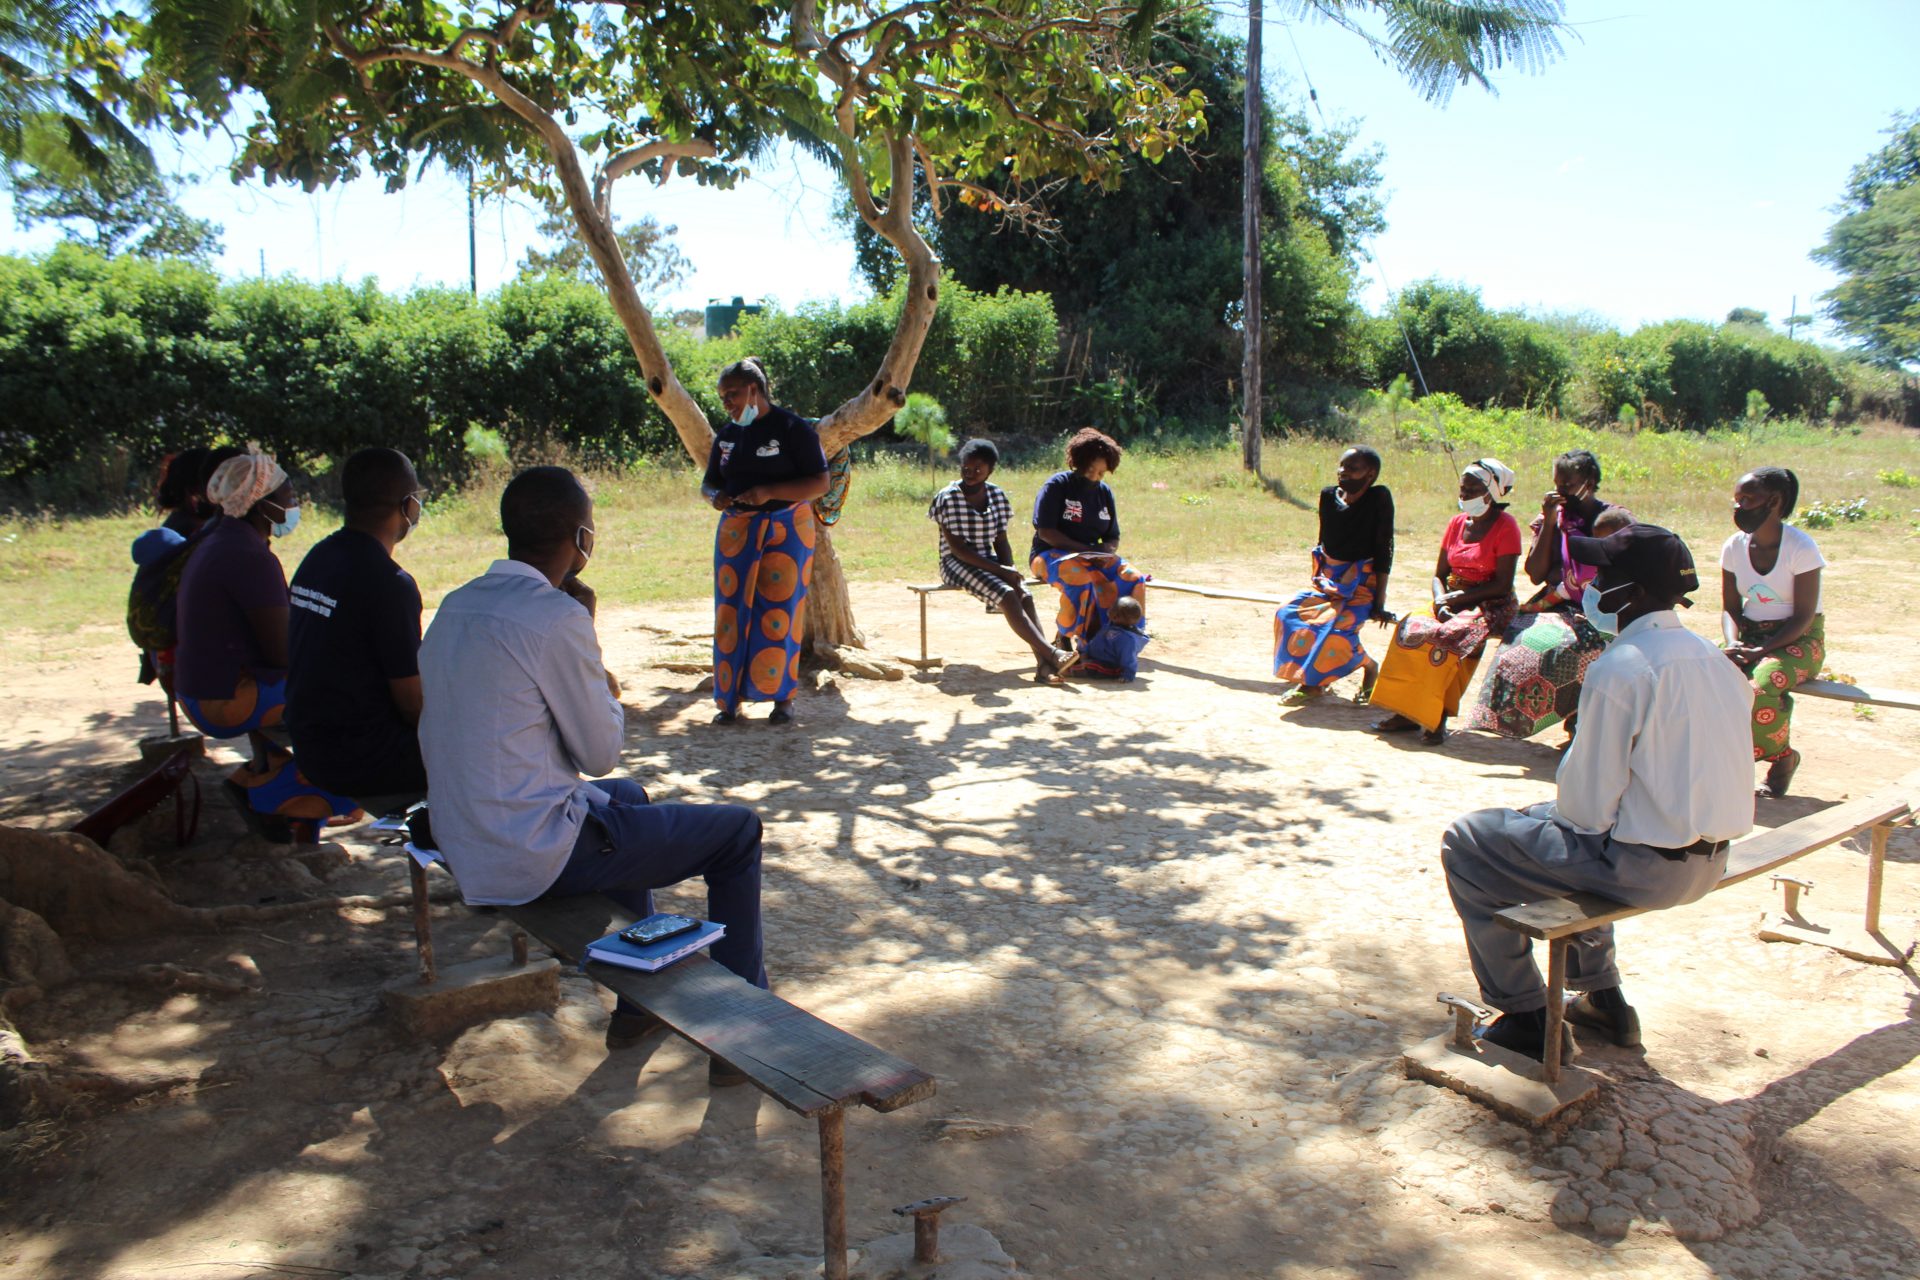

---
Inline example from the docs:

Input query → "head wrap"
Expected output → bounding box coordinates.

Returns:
[206,450,288,518]
[1461,457,1515,501]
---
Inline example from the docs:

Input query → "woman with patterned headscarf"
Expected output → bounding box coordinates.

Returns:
[175,448,357,836]
[1369,457,1523,745]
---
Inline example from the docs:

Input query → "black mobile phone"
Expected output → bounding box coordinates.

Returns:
[619,914,699,947]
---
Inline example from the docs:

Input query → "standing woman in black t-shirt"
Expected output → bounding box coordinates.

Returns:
[701,358,832,724]
[1029,428,1148,649]
[1273,446,1397,698]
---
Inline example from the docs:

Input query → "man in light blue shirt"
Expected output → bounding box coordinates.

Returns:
[420,467,767,1073]
[1440,524,1753,1063]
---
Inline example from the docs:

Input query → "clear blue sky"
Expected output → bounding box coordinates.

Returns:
[3,2,1914,344]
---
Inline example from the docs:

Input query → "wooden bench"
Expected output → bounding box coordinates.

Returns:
[907,575,1291,664]
[1796,679,1920,713]
[396,837,933,1280]
[1493,774,1919,1086]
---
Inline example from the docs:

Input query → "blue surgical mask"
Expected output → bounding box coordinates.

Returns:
[266,501,301,539]
[730,403,759,428]
[1581,581,1632,636]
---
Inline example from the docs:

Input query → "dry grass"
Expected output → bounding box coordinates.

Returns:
[3,416,1914,658]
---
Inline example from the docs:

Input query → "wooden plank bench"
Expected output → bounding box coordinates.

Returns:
[907,575,1292,664]
[395,838,933,1280]
[1493,774,1919,1086]
[1796,679,1920,712]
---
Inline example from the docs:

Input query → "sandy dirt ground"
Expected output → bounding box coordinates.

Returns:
[2,570,1917,1280]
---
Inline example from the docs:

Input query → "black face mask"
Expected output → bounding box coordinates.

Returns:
[1733,504,1769,533]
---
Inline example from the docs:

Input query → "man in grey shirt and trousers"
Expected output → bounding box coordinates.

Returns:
[1441,524,1754,1062]
[420,467,766,1078]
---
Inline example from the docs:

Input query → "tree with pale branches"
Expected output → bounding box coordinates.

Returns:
[110,0,1567,653]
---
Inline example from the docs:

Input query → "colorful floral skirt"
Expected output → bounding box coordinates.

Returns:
[1272,550,1376,689]
[179,672,357,820]
[1734,614,1825,762]
[1369,588,1515,733]
[713,503,816,713]
[1030,550,1147,643]
[1465,607,1609,739]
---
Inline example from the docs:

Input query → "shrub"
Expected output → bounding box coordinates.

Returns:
[1369,280,1573,412]
[1796,496,1875,529]
[734,280,1056,434]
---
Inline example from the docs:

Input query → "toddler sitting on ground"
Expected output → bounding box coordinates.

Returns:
[1077,596,1151,681]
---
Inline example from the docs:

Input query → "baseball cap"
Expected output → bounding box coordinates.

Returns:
[1566,523,1699,606]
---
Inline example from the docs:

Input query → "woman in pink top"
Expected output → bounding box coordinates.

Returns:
[1370,458,1523,744]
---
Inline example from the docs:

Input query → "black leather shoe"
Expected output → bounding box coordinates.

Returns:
[708,1058,751,1088]
[605,1011,666,1050]
[1566,992,1642,1048]
[1477,1009,1577,1065]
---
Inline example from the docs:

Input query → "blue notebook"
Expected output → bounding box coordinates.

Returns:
[582,918,725,973]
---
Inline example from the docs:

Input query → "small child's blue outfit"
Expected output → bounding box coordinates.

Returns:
[1079,623,1152,681]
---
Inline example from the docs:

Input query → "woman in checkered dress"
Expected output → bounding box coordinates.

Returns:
[929,439,1079,682]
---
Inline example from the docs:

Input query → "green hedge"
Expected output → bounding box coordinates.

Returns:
[1363,280,1574,412]
[1362,277,1906,430]
[732,281,1057,431]
[0,245,1056,504]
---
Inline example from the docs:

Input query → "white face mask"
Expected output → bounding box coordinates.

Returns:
[1581,581,1632,636]
[1458,495,1490,518]
[729,403,759,429]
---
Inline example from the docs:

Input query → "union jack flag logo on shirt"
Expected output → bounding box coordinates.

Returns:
[1063,499,1084,521]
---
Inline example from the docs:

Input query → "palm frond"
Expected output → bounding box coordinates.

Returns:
[1289,0,1568,104]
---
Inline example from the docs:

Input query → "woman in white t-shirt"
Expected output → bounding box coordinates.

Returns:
[1720,467,1826,798]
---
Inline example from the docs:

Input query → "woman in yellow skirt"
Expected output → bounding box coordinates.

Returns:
[1370,459,1523,745]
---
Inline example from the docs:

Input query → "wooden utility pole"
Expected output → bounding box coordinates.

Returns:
[467,171,479,297]
[1241,0,1263,473]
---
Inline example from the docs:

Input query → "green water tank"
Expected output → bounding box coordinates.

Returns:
[704,296,763,339]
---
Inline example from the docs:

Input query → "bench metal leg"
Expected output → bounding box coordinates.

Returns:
[819,1107,848,1280]
[1758,820,1915,965]
[410,858,437,985]
[1542,937,1568,1086]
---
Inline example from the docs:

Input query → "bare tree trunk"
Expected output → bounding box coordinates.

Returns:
[463,63,941,657]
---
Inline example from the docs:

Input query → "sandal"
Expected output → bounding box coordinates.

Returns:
[1757,748,1800,799]
[1371,714,1420,734]
[712,709,739,725]
[1420,727,1447,747]
[767,703,794,725]
[1035,647,1080,684]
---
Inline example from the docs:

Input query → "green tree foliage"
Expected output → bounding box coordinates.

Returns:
[517,201,688,300]
[0,0,149,178]
[852,12,1383,419]
[11,146,222,263]
[119,0,1208,471]
[1813,110,1920,369]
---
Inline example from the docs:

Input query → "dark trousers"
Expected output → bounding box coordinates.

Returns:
[547,779,768,1009]
[1440,801,1725,1013]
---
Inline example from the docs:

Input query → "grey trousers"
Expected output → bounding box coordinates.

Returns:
[1440,802,1728,1014]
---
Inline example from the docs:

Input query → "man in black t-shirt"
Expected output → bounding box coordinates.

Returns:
[286,448,428,798]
